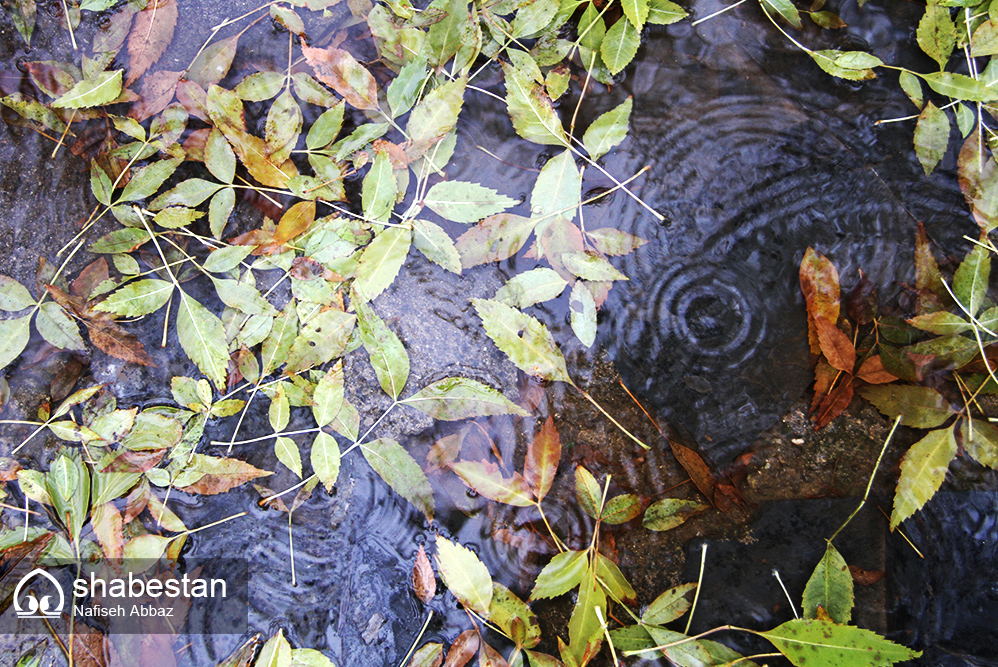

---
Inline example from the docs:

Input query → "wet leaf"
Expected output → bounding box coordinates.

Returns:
[594,552,636,603]
[284,308,355,373]
[188,35,239,88]
[269,385,290,431]
[917,4,955,69]
[154,206,204,229]
[922,71,998,102]
[407,76,466,154]
[575,466,601,519]
[36,302,85,351]
[642,498,708,531]
[583,98,632,162]
[149,178,224,209]
[302,44,380,111]
[274,201,317,247]
[800,247,840,357]
[642,583,697,625]
[126,0,178,85]
[177,454,272,494]
[427,0,472,68]
[496,268,567,308]
[413,219,462,274]
[121,157,182,202]
[0,316,32,370]
[760,0,801,27]
[566,567,605,666]
[52,70,123,109]
[177,291,229,389]
[205,127,236,183]
[899,70,923,109]
[960,418,998,468]
[891,424,957,528]
[362,151,396,223]
[810,10,845,29]
[443,629,479,667]
[600,494,642,524]
[953,241,990,316]
[353,226,412,301]
[522,416,561,501]
[914,102,950,176]
[760,618,920,666]
[855,355,897,385]
[262,302,299,374]
[209,187,236,238]
[503,63,567,146]
[859,385,954,428]
[95,279,173,317]
[355,297,409,399]
[266,90,302,163]
[311,431,341,491]
[457,214,537,268]
[803,543,854,624]
[472,299,570,382]
[621,0,649,30]
[403,376,529,419]
[531,150,580,222]
[90,160,114,207]
[307,103,345,150]
[89,317,156,366]
[436,537,492,614]
[907,311,971,335]
[669,438,716,504]
[120,412,182,450]
[271,4,304,35]
[643,627,713,667]
[312,363,345,427]
[413,545,436,604]
[601,18,640,76]
[407,643,444,667]
[7,0,36,45]
[363,438,434,519]
[480,643,508,667]
[0,276,34,311]
[256,630,292,667]
[815,317,856,372]
[425,181,516,224]
[561,251,627,281]
[291,649,335,667]
[491,583,542,648]
[451,460,534,506]
[569,281,597,348]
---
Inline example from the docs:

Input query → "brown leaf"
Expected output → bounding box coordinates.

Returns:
[538,217,585,282]
[914,222,947,314]
[126,0,178,85]
[89,317,157,367]
[177,455,271,495]
[856,355,898,385]
[848,565,885,586]
[811,358,838,414]
[73,258,109,300]
[815,316,856,372]
[523,416,561,502]
[479,643,508,667]
[0,457,23,482]
[123,480,150,523]
[254,484,290,513]
[175,79,208,122]
[129,69,182,121]
[668,433,716,506]
[413,544,436,604]
[443,629,480,667]
[223,126,298,188]
[51,356,86,402]
[814,378,854,429]
[0,532,52,573]
[70,623,111,667]
[800,247,841,357]
[846,269,877,325]
[301,44,379,111]
[103,448,166,474]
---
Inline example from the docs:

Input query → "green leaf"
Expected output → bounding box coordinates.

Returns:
[412,219,462,274]
[601,494,642,524]
[503,62,568,146]
[531,550,588,600]
[0,276,35,311]
[7,0,35,45]
[595,552,636,602]
[809,51,876,81]
[269,385,290,431]
[265,90,302,164]
[284,309,355,373]
[621,0,649,30]
[0,316,32,369]
[90,160,114,206]
[955,103,975,138]
[387,59,427,119]
[569,281,597,348]
[89,228,151,254]
[235,71,285,102]
[760,0,801,28]
[960,418,998,468]
[354,297,409,399]
[353,226,412,301]
[205,128,237,183]
[275,436,303,478]
[95,279,173,317]
[311,431,341,491]
[496,268,568,308]
[362,438,434,519]
[907,310,972,335]
[424,181,516,223]
[802,544,854,624]
[472,298,571,382]
[600,17,640,76]
[642,498,707,531]
[833,51,883,70]
[913,102,950,176]
[404,644,443,667]
[561,251,628,281]
[312,364,345,427]
[402,376,529,420]
[643,626,714,667]
[149,178,224,210]
[899,70,923,108]
[490,583,542,648]
[120,412,183,450]
[450,460,534,506]
[177,291,229,390]
[531,149,581,222]
[647,0,687,24]
[36,302,85,351]
[427,0,472,68]
[922,71,998,102]
[120,157,183,202]
[435,537,493,614]
[583,98,632,162]
[255,630,292,667]
[52,70,123,108]
[154,207,205,229]
[575,466,601,519]
[953,241,991,316]
[456,214,538,268]
[212,278,278,316]
[406,76,466,153]
[892,425,957,528]
[306,102,345,150]
[642,583,697,625]
[262,302,299,375]
[760,618,920,666]
[566,567,605,665]
[512,0,559,37]
[918,4,956,69]
[858,385,955,428]
[209,187,236,239]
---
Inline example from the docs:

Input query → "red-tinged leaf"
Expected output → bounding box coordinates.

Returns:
[815,316,856,372]
[800,247,840,357]
[126,0,178,85]
[814,378,854,429]
[456,214,537,268]
[408,643,444,667]
[72,258,109,300]
[669,437,715,505]
[524,416,561,502]
[855,355,898,385]
[176,454,271,495]
[450,460,534,506]
[849,566,885,586]
[413,545,436,604]
[914,225,946,315]
[100,449,166,474]
[859,384,955,428]
[480,643,508,667]
[443,629,479,667]
[811,358,838,414]
[846,270,877,325]
[957,133,998,234]
[301,44,380,111]
[274,200,316,246]
[129,69,182,121]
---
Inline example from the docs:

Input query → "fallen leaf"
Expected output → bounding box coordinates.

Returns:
[177,454,271,495]
[413,544,436,603]
[302,44,380,110]
[126,0,178,85]
[668,435,716,506]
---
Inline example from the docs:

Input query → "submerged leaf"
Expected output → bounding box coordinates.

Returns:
[52,70,123,109]
[913,102,950,176]
[450,460,534,506]
[301,44,380,111]
[859,385,954,428]
[126,0,178,85]
[355,297,409,399]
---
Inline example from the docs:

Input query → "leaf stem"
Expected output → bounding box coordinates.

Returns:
[573,383,649,449]
[684,542,707,634]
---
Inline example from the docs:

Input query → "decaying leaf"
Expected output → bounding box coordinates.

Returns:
[413,544,436,604]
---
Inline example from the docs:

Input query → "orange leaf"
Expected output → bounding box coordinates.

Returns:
[274,200,316,246]
[814,378,854,429]
[856,355,898,385]
[523,416,561,502]
[480,643,509,667]
[815,316,856,372]
[669,437,716,506]
[800,247,840,357]
[811,358,838,414]
[443,629,479,667]
[91,502,124,560]
[301,44,379,111]
[413,545,436,604]
[126,0,178,85]
[88,317,157,367]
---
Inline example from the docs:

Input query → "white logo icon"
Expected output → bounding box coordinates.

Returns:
[13,569,65,619]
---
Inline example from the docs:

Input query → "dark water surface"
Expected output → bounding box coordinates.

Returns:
[1,0,996,666]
